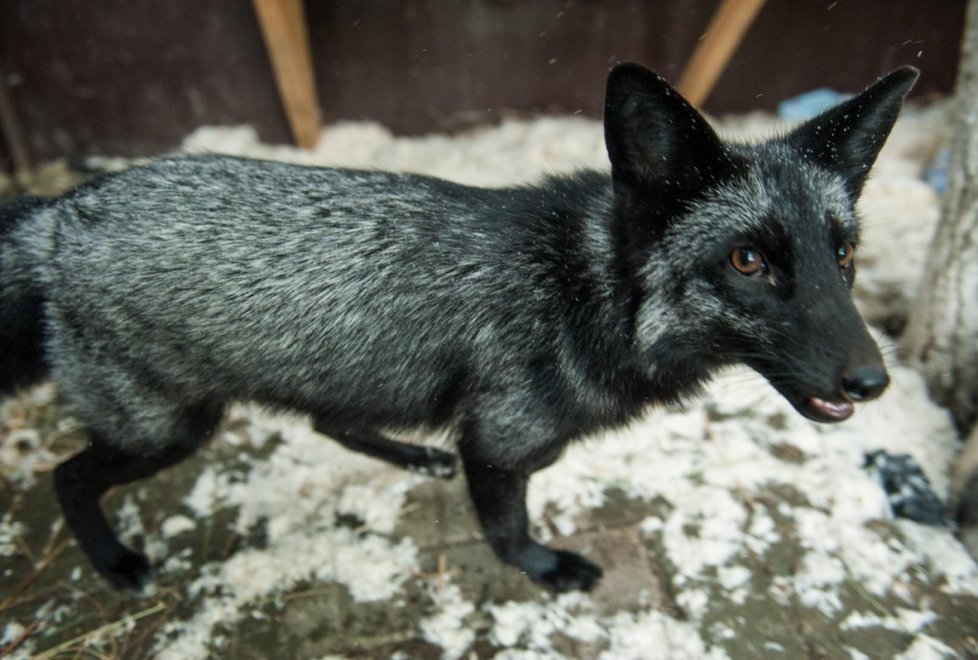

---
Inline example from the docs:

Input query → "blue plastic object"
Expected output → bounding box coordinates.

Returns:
[864,450,953,527]
[777,88,851,121]
[923,147,950,194]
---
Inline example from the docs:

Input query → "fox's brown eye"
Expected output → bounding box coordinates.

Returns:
[837,242,854,268]
[729,247,767,276]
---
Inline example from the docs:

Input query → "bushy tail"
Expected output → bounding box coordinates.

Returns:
[1,195,51,396]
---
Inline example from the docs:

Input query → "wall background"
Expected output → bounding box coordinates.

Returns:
[0,0,965,167]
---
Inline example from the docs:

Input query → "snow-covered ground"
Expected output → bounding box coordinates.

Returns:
[2,102,976,658]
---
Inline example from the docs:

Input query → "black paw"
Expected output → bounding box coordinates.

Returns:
[534,550,603,593]
[101,549,152,591]
[409,447,458,479]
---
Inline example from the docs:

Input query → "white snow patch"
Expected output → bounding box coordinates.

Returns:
[161,514,196,538]
[602,609,729,659]
[183,465,231,517]
[420,582,476,660]
[154,412,421,658]
[0,621,24,645]
[0,513,24,557]
[898,522,978,597]
[895,635,957,660]
[487,592,726,658]
[660,487,749,581]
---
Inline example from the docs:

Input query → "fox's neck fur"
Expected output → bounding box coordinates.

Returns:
[509,171,718,437]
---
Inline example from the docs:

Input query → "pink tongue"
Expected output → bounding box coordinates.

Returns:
[808,397,855,421]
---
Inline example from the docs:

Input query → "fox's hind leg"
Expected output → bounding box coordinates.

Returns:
[312,421,457,478]
[54,402,222,590]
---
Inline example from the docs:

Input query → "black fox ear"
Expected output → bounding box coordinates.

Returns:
[787,66,919,198]
[604,63,734,196]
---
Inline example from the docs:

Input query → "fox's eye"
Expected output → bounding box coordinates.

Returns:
[729,247,767,276]
[837,242,854,268]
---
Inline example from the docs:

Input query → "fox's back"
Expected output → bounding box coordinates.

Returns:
[31,156,560,422]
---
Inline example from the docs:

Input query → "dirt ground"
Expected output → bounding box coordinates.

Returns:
[2,389,977,658]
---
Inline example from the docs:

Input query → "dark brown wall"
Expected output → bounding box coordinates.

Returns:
[0,0,966,168]
[0,1,288,163]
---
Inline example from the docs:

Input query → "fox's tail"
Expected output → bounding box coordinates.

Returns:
[1,195,51,396]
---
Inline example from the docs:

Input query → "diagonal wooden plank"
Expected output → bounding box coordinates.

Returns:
[253,0,321,149]
[677,0,767,107]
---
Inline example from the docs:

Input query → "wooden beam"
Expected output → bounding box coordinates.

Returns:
[253,0,321,149]
[677,0,767,107]
[0,64,33,173]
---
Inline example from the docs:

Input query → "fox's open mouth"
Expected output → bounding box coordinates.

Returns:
[798,396,855,423]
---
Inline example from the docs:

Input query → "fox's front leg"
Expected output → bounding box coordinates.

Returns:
[459,431,602,592]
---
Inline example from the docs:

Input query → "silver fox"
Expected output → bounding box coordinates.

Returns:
[0,63,918,591]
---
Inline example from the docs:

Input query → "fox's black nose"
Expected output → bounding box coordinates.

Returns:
[842,366,889,402]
